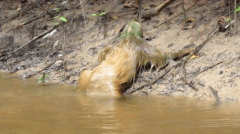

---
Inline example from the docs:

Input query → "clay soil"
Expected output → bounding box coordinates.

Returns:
[0,0,240,102]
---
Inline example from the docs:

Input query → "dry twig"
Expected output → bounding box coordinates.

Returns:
[124,62,182,95]
[191,61,224,79]
[137,0,142,24]
[182,0,187,27]
[79,0,87,46]
[22,13,47,26]
[141,0,174,19]
[234,0,237,35]
[12,26,57,54]
[209,86,220,104]
[154,0,199,28]
[182,25,219,80]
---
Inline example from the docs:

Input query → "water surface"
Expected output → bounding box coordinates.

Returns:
[0,73,240,134]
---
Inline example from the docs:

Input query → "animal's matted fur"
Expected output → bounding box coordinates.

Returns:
[77,20,191,96]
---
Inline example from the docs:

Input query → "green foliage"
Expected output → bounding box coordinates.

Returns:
[91,11,106,22]
[91,11,106,17]
[91,13,98,16]
[53,16,68,26]
[226,18,231,22]
[38,73,48,84]
[235,6,240,12]
[60,16,68,22]
[99,12,106,16]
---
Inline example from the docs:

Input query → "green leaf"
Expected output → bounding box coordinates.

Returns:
[54,22,59,26]
[235,6,240,12]
[99,12,106,16]
[91,13,97,16]
[38,78,43,83]
[226,18,231,22]
[60,16,68,23]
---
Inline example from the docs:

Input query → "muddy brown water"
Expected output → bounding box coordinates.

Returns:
[0,73,240,134]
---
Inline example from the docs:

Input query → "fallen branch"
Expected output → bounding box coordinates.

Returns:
[11,26,57,55]
[234,0,237,35]
[209,86,220,104]
[137,0,142,24]
[126,23,218,94]
[79,0,88,46]
[21,12,47,26]
[141,0,174,19]
[191,61,224,79]
[182,0,187,27]
[124,62,182,95]
[183,80,198,91]
[182,25,219,80]
[183,61,223,91]
[153,1,199,28]
[178,24,219,91]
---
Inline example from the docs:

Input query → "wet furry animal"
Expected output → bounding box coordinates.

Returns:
[77,20,191,96]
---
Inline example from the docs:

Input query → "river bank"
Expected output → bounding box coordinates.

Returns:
[0,0,240,102]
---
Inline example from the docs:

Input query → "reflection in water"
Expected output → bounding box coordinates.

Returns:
[0,73,240,134]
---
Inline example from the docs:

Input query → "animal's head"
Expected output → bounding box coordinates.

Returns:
[120,20,143,40]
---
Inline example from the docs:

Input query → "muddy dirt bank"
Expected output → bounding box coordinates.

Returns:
[0,0,240,102]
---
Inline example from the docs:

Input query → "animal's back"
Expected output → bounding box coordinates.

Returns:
[77,45,136,96]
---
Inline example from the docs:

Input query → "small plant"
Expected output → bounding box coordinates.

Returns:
[226,5,240,23]
[91,11,106,22]
[235,6,240,12]
[91,11,106,17]
[53,16,68,26]
[226,18,231,22]
[38,73,48,85]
